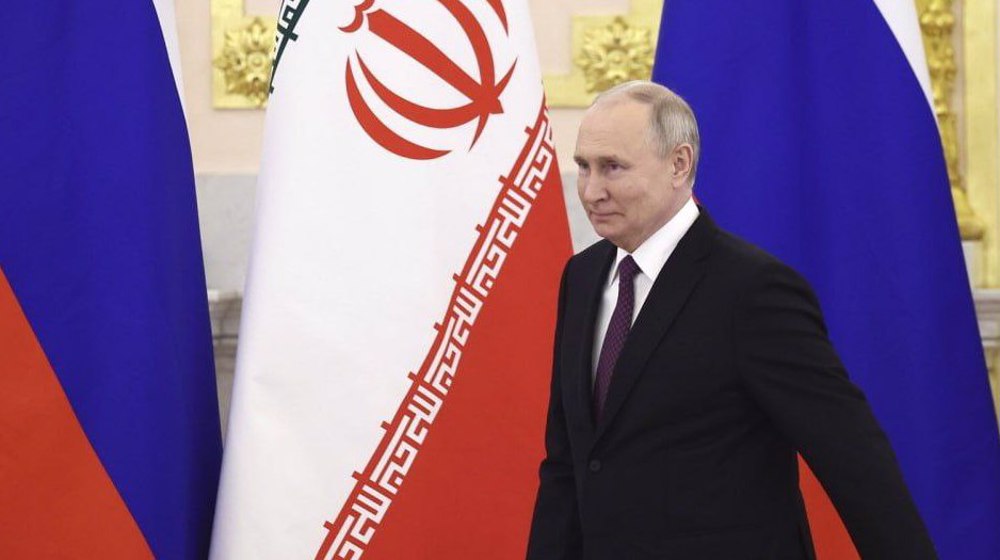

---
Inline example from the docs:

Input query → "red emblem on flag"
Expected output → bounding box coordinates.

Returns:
[341,0,516,160]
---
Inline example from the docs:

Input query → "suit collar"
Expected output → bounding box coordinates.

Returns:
[607,197,700,289]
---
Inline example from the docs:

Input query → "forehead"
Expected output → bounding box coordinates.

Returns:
[575,100,653,159]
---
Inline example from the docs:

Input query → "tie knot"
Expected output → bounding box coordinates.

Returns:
[618,255,640,283]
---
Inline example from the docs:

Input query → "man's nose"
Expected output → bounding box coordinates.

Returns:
[579,175,607,204]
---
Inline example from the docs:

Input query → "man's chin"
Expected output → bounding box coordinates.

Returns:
[591,224,621,245]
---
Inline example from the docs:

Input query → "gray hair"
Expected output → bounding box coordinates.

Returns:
[593,80,700,183]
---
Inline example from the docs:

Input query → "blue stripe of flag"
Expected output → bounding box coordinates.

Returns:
[653,1,1000,557]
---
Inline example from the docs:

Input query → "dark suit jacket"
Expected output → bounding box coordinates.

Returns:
[526,211,936,559]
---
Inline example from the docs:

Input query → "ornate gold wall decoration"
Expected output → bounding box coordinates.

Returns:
[543,0,663,107]
[962,0,1000,288]
[214,17,274,108]
[575,17,654,95]
[917,0,984,241]
[212,0,276,109]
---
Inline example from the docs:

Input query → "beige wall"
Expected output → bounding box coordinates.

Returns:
[175,0,634,176]
[177,0,263,174]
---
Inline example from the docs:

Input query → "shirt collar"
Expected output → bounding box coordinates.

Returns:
[609,197,700,286]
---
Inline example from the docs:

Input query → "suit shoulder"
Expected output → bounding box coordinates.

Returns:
[566,238,614,275]
[709,226,804,284]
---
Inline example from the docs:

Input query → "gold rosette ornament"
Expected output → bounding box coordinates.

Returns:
[213,17,273,107]
[575,16,655,94]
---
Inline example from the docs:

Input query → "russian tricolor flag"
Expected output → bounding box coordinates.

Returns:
[0,2,221,558]
[653,0,1000,558]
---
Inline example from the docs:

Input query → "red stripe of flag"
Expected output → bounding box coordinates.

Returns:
[800,457,860,559]
[0,267,153,558]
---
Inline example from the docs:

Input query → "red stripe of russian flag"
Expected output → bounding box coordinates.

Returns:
[0,266,152,558]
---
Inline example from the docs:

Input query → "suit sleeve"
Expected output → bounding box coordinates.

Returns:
[734,260,938,559]
[526,261,583,560]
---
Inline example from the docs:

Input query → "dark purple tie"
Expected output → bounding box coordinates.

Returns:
[593,256,641,421]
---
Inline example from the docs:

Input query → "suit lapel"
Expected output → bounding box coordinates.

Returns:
[568,241,615,436]
[594,212,716,440]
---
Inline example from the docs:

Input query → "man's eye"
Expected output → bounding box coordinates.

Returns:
[606,162,621,172]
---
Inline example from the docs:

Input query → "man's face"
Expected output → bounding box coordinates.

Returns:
[574,99,691,252]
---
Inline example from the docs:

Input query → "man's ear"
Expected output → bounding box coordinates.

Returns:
[670,144,694,187]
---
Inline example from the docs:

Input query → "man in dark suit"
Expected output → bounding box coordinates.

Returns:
[526,81,937,559]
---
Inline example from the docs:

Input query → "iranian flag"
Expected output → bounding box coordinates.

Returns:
[210,1,571,558]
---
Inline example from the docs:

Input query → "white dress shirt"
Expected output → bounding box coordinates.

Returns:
[592,197,700,380]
